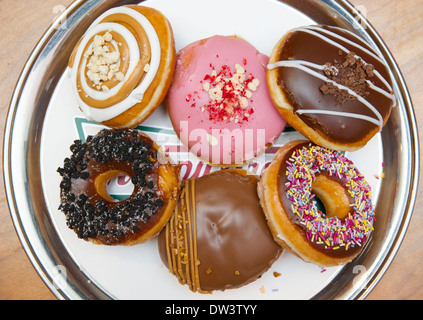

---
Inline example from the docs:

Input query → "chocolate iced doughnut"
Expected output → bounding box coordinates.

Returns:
[267,25,396,151]
[157,169,282,293]
[57,128,180,245]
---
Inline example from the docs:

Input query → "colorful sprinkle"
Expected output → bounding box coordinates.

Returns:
[285,144,375,252]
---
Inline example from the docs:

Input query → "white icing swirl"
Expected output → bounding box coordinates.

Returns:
[69,6,161,122]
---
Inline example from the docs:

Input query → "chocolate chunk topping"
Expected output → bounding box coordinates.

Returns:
[320,51,375,104]
[57,129,164,242]
[275,25,395,144]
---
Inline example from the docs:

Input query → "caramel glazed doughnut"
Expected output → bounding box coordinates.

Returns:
[158,170,282,293]
[68,5,176,128]
[267,25,396,151]
[57,129,180,245]
[258,140,375,266]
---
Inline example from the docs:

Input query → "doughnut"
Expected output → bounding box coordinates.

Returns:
[57,128,181,245]
[166,35,286,166]
[157,169,282,293]
[257,140,375,266]
[267,25,396,151]
[68,5,176,128]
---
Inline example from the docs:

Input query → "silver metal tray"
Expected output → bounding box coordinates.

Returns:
[3,0,419,300]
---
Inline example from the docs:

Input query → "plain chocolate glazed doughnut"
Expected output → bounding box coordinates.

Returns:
[157,169,283,293]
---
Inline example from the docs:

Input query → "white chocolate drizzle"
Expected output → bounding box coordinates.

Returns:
[69,7,161,122]
[268,26,396,131]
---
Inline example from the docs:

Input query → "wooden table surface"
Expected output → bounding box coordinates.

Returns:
[0,0,422,300]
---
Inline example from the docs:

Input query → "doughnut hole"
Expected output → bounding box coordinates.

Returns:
[95,170,134,202]
[311,174,351,220]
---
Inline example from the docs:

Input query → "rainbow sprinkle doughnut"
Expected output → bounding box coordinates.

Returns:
[285,144,375,252]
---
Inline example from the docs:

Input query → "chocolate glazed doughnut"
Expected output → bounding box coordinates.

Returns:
[157,169,282,293]
[267,25,396,151]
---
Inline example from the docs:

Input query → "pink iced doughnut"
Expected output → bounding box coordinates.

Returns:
[166,35,286,166]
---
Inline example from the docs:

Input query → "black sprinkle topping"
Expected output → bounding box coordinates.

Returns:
[57,129,164,241]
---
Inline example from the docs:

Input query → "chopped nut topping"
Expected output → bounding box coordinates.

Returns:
[84,32,125,91]
[115,72,125,82]
[103,32,113,42]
